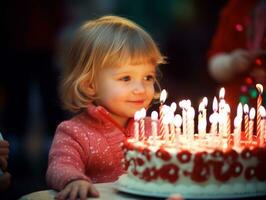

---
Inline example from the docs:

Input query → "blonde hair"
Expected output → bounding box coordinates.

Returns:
[60,15,165,113]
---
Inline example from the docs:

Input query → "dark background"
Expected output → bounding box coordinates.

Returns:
[0,0,227,199]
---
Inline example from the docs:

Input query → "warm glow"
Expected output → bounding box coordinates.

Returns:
[237,103,243,116]
[249,108,255,120]
[212,97,218,112]
[151,111,158,121]
[140,108,146,118]
[170,102,177,112]
[256,84,263,94]
[162,113,171,125]
[134,110,141,121]
[173,114,182,127]
[203,97,208,107]
[160,89,167,103]
[187,107,195,119]
[219,87,225,99]
[243,104,249,114]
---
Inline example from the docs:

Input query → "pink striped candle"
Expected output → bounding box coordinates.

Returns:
[159,89,167,137]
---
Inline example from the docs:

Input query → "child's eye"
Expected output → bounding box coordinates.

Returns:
[119,76,131,82]
[144,75,155,82]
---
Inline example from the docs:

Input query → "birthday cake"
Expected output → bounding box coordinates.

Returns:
[116,86,266,198]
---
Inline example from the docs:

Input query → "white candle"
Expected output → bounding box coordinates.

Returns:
[151,111,158,144]
[173,114,182,146]
[187,106,195,141]
[248,108,255,141]
[198,102,204,135]
[179,100,187,136]
[210,97,218,135]
[202,97,208,134]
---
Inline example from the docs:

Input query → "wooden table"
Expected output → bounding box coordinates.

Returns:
[18,183,156,200]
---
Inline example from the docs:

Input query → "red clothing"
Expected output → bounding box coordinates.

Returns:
[46,104,151,190]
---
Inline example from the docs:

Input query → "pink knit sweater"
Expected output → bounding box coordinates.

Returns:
[46,104,150,190]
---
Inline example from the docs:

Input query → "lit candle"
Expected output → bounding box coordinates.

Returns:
[248,108,255,141]
[187,106,195,141]
[134,111,141,141]
[259,106,266,147]
[162,113,171,142]
[198,101,204,137]
[210,97,218,135]
[236,103,243,136]
[173,114,182,146]
[173,114,182,136]
[243,104,249,139]
[151,111,158,145]
[159,89,167,137]
[256,84,263,141]
[202,97,208,134]
[219,88,226,134]
[179,100,187,136]
[139,108,146,141]
[234,116,242,149]
[225,104,231,144]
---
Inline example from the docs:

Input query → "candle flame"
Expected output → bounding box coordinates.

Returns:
[160,89,167,103]
[212,97,218,112]
[219,87,225,99]
[179,100,185,109]
[203,97,208,107]
[134,111,141,121]
[243,104,249,114]
[198,102,204,111]
[170,102,177,112]
[237,103,243,116]
[173,114,182,127]
[140,107,146,118]
[187,107,195,119]
[151,111,158,120]
[259,106,266,117]
[249,108,255,120]
[256,84,263,94]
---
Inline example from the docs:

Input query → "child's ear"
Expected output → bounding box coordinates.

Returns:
[81,81,96,96]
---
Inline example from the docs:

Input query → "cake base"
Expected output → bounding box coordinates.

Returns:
[115,174,266,199]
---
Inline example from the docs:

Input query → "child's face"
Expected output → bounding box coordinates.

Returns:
[94,63,156,126]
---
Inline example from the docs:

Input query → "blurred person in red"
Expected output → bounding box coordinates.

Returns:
[208,0,266,117]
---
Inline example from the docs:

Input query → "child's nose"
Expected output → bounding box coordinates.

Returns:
[133,81,145,94]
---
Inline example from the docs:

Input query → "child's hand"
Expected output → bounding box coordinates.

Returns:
[0,171,11,192]
[56,180,99,200]
[0,140,9,171]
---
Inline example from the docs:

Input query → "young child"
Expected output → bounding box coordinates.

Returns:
[0,133,11,192]
[46,15,165,200]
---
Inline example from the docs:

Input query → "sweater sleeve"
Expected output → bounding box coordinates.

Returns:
[46,121,91,190]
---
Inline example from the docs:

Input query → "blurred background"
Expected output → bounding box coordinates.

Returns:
[0,0,238,199]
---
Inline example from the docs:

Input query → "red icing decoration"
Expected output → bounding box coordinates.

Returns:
[191,161,210,182]
[177,150,192,163]
[241,148,253,159]
[159,164,179,183]
[230,162,243,177]
[155,147,172,161]
[212,161,231,182]
[245,166,256,180]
